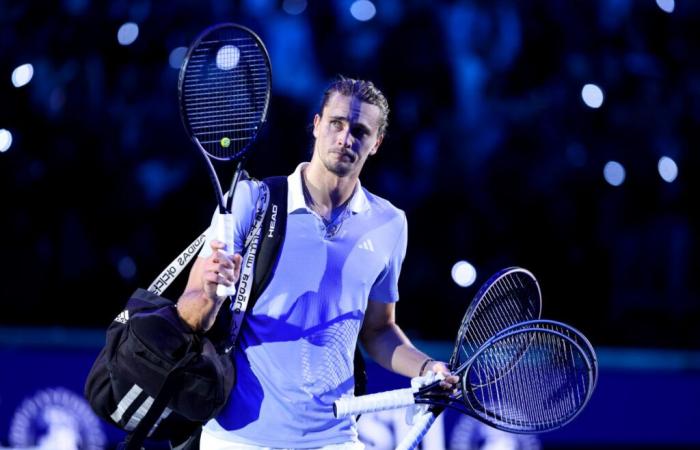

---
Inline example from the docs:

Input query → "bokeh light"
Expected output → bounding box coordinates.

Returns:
[581,83,604,108]
[0,129,13,152]
[216,45,241,70]
[283,0,307,15]
[169,46,187,69]
[656,0,675,13]
[117,22,139,46]
[11,63,34,88]
[451,261,477,288]
[603,161,626,186]
[350,0,377,21]
[658,156,678,183]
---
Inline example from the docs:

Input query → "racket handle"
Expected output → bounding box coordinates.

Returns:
[396,410,437,450]
[333,388,416,418]
[215,212,237,298]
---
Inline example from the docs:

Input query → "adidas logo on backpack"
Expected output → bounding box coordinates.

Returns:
[114,310,130,324]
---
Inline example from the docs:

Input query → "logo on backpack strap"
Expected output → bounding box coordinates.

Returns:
[267,203,278,238]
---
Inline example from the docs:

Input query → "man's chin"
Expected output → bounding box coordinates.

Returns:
[323,160,353,177]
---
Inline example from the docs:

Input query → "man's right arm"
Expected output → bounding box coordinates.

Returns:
[176,240,242,333]
[176,180,259,332]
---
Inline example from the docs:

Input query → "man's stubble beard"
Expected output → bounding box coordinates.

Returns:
[317,145,354,177]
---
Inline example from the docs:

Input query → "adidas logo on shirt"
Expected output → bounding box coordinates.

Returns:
[358,239,375,252]
[114,310,130,324]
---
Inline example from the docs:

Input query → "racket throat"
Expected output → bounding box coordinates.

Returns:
[225,159,247,211]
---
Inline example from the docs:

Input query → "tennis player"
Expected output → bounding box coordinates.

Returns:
[177,76,458,449]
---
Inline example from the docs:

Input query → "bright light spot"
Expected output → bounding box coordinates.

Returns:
[169,46,188,69]
[451,261,477,288]
[282,0,307,15]
[118,256,137,279]
[0,129,13,153]
[216,45,241,70]
[581,83,604,108]
[656,0,674,13]
[117,22,139,46]
[350,0,377,21]
[11,63,34,88]
[603,161,625,186]
[658,156,678,183]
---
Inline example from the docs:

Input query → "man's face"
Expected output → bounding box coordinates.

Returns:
[312,92,384,177]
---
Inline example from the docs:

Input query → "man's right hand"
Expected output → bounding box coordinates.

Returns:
[176,240,242,332]
[201,240,242,301]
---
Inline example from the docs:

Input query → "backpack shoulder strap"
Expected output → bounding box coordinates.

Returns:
[251,176,288,300]
[206,176,287,346]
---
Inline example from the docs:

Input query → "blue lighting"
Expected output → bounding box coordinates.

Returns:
[169,46,187,69]
[350,0,377,22]
[11,63,34,88]
[656,0,675,13]
[658,156,678,183]
[451,261,477,288]
[0,129,12,153]
[117,256,137,280]
[282,0,307,15]
[216,45,241,71]
[117,22,139,46]
[581,83,604,108]
[603,160,625,186]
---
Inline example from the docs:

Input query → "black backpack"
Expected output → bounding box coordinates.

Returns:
[84,176,366,449]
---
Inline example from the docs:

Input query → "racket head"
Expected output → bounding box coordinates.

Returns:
[461,326,596,433]
[178,23,271,161]
[493,319,599,390]
[449,267,542,370]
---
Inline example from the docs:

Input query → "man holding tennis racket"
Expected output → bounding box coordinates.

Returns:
[177,76,457,449]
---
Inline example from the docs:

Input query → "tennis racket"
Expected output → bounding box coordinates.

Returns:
[449,266,542,369]
[491,318,599,390]
[335,321,597,434]
[394,266,544,449]
[178,23,271,297]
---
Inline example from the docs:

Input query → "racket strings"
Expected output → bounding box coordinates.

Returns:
[455,272,540,367]
[465,274,538,349]
[182,29,270,160]
[498,320,599,389]
[465,330,592,432]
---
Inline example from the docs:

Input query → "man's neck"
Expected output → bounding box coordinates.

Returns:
[303,161,357,211]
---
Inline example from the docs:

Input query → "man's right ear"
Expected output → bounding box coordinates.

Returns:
[312,114,321,139]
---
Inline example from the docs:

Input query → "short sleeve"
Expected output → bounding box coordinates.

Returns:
[199,179,260,259]
[368,211,408,303]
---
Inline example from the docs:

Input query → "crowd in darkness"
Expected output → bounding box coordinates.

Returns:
[1,0,698,349]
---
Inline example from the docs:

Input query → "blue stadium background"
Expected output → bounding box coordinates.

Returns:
[1,0,699,448]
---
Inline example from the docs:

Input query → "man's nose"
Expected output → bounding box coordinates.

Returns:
[337,129,353,148]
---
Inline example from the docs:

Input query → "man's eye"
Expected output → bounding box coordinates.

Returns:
[330,120,342,128]
[352,127,368,138]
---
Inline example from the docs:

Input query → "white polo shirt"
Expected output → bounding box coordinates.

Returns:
[200,163,408,448]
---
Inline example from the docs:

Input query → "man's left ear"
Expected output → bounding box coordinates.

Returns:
[370,134,383,156]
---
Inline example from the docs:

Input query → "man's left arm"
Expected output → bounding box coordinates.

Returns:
[360,300,458,387]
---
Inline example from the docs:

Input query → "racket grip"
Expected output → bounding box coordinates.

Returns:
[333,388,416,418]
[215,212,237,298]
[396,410,437,450]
